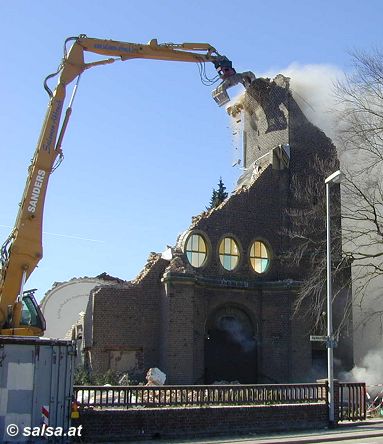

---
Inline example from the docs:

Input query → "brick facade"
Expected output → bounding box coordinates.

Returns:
[82,75,353,384]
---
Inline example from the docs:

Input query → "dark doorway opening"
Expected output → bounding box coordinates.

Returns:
[311,347,327,381]
[205,306,257,384]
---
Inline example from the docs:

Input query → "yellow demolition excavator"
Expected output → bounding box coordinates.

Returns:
[0,34,255,336]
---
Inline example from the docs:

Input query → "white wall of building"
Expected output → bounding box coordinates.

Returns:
[40,278,106,339]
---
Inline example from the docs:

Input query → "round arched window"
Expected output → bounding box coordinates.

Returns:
[250,240,270,273]
[219,237,240,271]
[185,233,207,268]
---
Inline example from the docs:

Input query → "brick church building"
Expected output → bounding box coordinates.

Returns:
[78,75,353,384]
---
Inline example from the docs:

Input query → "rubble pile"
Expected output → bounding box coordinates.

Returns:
[132,252,163,284]
[164,247,194,275]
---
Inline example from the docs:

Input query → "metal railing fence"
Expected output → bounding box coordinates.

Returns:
[74,383,327,409]
[338,382,366,421]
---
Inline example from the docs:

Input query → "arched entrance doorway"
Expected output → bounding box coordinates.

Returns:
[204,305,257,384]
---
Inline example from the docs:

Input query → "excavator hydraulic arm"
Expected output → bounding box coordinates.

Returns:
[0,35,255,336]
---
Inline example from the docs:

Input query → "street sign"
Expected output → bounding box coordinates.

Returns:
[310,335,328,342]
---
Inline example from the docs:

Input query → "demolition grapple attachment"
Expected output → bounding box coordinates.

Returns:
[212,70,256,107]
[211,58,255,107]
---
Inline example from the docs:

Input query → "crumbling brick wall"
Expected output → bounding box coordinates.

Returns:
[85,256,168,380]
[84,75,352,384]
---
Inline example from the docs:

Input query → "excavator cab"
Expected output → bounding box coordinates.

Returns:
[1,289,46,336]
[20,290,46,332]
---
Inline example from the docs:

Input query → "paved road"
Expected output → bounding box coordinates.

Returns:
[129,418,383,444]
[335,438,383,443]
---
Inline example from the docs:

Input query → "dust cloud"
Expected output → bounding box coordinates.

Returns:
[262,63,345,141]
[340,348,383,396]
[219,316,256,353]
[225,63,345,166]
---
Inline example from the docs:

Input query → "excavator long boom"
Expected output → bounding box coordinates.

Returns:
[0,35,255,335]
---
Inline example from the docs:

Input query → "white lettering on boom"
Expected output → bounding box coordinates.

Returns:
[27,170,46,213]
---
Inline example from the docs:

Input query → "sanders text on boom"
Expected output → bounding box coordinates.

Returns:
[27,170,46,213]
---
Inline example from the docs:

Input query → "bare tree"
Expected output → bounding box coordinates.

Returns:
[334,49,383,173]
[286,49,383,336]
[335,50,383,329]
[284,155,352,336]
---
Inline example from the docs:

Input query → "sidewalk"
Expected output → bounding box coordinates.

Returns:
[233,418,383,443]
[136,418,383,444]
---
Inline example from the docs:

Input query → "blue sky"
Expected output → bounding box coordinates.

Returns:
[1,0,382,300]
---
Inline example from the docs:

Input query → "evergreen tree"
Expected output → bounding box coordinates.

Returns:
[207,177,228,210]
